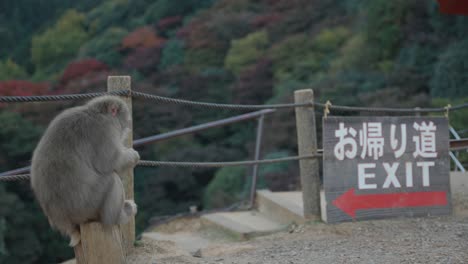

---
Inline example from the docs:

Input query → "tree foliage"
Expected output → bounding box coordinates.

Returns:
[60,59,108,85]
[121,27,166,50]
[78,27,128,66]
[144,0,213,23]
[269,34,320,82]
[0,112,73,264]
[31,9,90,71]
[431,39,468,98]
[0,59,28,81]
[203,166,247,209]
[0,81,49,97]
[159,39,185,70]
[225,30,269,74]
[365,0,408,61]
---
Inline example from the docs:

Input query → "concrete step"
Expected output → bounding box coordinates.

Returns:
[256,190,306,225]
[201,210,286,240]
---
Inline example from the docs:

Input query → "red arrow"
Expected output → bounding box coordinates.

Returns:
[332,188,448,218]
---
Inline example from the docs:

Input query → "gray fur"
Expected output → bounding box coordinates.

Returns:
[30,96,139,246]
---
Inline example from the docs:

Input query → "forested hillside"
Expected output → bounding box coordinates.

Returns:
[1,0,467,262]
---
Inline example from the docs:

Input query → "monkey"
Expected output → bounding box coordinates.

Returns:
[30,95,140,247]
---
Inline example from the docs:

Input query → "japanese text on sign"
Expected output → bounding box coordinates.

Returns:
[322,117,450,223]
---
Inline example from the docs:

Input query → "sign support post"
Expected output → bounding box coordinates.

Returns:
[294,89,320,218]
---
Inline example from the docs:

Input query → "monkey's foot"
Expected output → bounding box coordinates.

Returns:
[124,200,138,216]
[69,230,81,247]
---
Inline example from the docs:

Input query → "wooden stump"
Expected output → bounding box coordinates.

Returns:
[74,223,125,264]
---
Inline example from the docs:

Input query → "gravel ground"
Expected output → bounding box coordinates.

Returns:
[129,214,468,264]
[208,215,468,264]
[128,188,468,264]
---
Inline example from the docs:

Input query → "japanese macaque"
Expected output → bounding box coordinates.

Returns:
[31,96,140,247]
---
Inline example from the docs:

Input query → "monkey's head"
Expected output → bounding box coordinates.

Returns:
[86,96,131,132]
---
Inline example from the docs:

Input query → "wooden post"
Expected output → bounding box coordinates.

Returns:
[107,76,135,254]
[294,89,320,218]
[415,107,421,117]
[74,224,125,264]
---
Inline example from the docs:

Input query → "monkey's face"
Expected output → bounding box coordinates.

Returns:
[111,101,131,132]
[88,96,131,133]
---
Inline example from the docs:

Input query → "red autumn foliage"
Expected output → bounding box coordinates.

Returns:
[0,81,51,114]
[121,26,167,50]
[0,80,49,96]
[60,59,109,85]
[123,47,161,73]
[58,71,108,95]
[177,19,221,49]
[175,26,190,38]
[157,16,182,31]
[438,0,468,15]
[251,13,283,28]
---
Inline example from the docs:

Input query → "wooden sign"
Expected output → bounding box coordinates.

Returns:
[322,116,451,223]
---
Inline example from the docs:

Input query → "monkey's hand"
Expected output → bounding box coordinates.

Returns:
[124,200,138,216]
[115,148,140,173]
[127,148,140,166]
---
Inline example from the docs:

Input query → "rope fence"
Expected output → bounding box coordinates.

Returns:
[0,90,467,113]
[138,154,321,168]
[0,89,466,183]
[0,154,321,181]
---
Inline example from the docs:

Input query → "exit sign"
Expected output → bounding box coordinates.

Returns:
[322,116,451,223]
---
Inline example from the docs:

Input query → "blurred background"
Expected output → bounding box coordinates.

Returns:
[0,0,467,262]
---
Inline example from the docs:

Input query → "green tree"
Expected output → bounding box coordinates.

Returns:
[0,59,28,80]
[225,30,269,75]
[269,34,320,82]
[432,97,468,167]
[0,112,73,263]
[144,0,213,23]
[365,0,408,61]
[31,9,89,71]
[159,39,185,70]
[431,39,468,98]
[329,33,369,72]
[313,26,350,53]
[185,48,225,72]
[79,27,128,66]
[203,166,247,209]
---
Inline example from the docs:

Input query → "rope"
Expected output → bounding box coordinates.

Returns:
[129,91,310,110]
[0,155,321,181]
[128,91,468,113]
[0,90,129,103]
[318,102,468,113]
[0,174,31,181]
[137,155,320,168]
[0,89,467,113]
[129,91,468,113]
